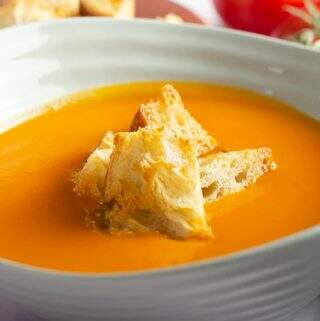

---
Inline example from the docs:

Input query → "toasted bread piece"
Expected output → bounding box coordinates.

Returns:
[104,128,212,239]
[157,13,184,24]
[200,148,276,203]
[0,1,16,27]
[80,0,135,18]
[0,0,80,26]
[130,84,217,156]
[73,131,114,202]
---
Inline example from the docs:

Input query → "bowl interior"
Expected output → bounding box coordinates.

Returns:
[0,19,319,270]
[0,19,319,126]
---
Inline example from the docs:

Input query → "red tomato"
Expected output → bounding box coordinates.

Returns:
[272,16,308,39]
[213,0,320,35]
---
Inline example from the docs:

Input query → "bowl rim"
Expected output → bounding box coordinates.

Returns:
[0,18,319,279]
[1,16,319,54]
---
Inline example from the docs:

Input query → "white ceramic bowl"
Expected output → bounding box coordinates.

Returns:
[0,19,319,321]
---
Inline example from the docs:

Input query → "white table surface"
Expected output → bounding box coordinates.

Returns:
[1,1,319,320]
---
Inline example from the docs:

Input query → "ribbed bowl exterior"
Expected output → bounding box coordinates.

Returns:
[0,19,319,321]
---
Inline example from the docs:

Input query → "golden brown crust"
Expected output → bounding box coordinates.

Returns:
[200,148,277,203]
[0,0,16,27]
[157,13,184,24]
[104,128,212,239]
[130,84,217,156]
[73,84,277,240]
[73,131,115,202]
[80,0,134,17]
[129,108,148,131]
[0,0,80,27]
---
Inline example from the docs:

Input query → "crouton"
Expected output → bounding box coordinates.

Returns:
[0,0,80,27]
[80,0,135,18]
[73,131,115,202]
[130,84,217,156]
[104,128,212,239]
[73,84,277,240]
[200,148,277,203]
[0,1,16,27]
[157,13,184,24]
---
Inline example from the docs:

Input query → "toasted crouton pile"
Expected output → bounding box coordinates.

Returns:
[73,84,277,239]
[0,0,135,27]
[0,0,185,28]
[0,0,80,27]
[80,0,135,18]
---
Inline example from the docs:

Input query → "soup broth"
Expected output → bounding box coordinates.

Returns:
[0,82,319,272]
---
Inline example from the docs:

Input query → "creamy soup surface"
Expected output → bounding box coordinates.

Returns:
[0,82,319,272]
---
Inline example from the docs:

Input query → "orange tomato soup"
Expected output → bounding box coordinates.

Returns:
[0,82,319,273]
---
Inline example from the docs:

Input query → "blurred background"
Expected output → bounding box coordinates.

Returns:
[0,0,319,48]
